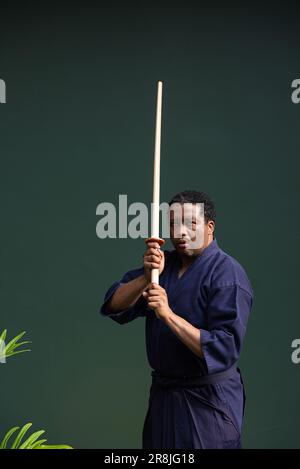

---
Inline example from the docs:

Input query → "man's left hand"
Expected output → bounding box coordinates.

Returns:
[142,283,172,321]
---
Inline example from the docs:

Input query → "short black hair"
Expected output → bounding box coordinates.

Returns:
[168,190,216,224]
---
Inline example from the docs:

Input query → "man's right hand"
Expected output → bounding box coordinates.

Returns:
[143,237,165,282]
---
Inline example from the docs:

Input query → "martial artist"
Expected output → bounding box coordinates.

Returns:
[100,190,253,449]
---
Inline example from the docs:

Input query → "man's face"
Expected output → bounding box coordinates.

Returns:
[169,202,210,257]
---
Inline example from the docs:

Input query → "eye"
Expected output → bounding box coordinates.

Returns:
[186,221,198,230]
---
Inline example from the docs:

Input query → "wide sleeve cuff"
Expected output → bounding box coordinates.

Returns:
[100,280,124,317]
[100,272,148,324]
[200,328,216,374]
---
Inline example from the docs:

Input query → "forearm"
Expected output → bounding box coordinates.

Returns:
[109,274,149,312]
[163,309,204,359]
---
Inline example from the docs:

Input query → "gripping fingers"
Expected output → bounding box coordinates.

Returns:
[144,252,162,267]
[147,290,161,297]
[146,242,161,249]
[146,254,161,264]
[145,263,160,270]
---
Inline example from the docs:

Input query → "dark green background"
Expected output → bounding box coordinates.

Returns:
[0,1,299,448]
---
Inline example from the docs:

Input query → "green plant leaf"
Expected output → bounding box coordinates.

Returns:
[5,349,31,358]
[11,423,32,449]
[0,329,7,343]
[0,426,19,449]
[5,331,26,354]
[28,438,48,449]
[37,444,73,449]
[0,423,73,450]
[10,340,32,348]
[19,430,45,449]
[0,330,31,361]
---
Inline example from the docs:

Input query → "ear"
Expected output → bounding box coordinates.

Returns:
[207,220,215,236]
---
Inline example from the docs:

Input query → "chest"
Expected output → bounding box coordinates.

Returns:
[159,257,213,327]
[177,266,188,279]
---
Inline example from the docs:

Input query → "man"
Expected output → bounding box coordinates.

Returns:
[100,190,253,449]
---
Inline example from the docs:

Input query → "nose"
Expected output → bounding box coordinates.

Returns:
[174,223,188,239]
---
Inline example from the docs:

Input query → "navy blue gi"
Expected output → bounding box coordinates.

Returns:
[100,238,253,449]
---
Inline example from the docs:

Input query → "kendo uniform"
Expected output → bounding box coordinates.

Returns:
[100,238,253,449]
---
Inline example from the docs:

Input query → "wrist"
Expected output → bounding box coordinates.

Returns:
[140,273,150,289]
[161,307,175,324]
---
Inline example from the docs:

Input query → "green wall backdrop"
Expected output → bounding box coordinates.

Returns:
[0,1,299,448]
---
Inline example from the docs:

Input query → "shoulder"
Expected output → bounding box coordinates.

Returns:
[211,248,253,297]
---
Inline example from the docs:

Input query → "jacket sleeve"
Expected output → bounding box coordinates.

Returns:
[200,284,253,373]
[99,267,148,325]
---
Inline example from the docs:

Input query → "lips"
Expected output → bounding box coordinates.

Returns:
[177,241,189,249]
